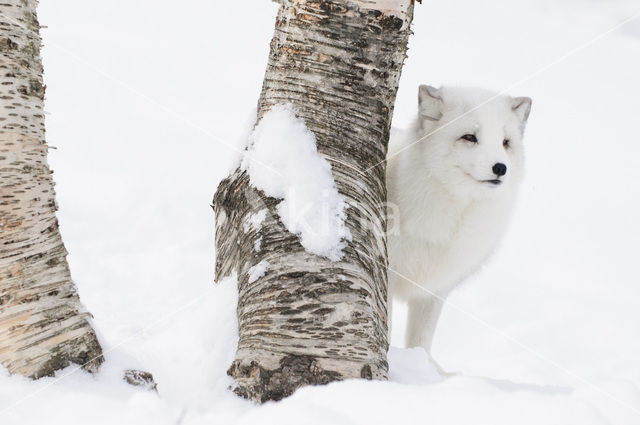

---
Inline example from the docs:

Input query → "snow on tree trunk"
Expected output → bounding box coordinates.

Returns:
[0,0,103,378]
[214,0,414,402]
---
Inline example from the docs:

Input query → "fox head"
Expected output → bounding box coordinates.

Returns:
[415,85,531,200]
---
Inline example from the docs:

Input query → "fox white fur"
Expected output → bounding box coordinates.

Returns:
[387,85,532,355]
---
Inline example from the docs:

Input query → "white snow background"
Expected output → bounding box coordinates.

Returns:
[1,0,640,423]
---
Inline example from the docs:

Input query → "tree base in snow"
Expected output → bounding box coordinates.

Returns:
[215,170,390,402]
[228,354,343,403]
[227,348,385,402]
[28,333,103,379]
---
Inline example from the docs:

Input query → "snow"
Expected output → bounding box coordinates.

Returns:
[242,209,267,233]
[247,260,270,284]
[244,210,268,251]
[254,236,263,252]
[1,0,640,423]
[242,104,351,261]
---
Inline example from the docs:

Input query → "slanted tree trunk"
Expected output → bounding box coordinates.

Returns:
[0,0,103,378]
[214,0,414,402]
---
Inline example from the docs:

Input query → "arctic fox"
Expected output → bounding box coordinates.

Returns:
[387,85,532,356]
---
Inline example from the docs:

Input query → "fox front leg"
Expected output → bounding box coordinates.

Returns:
[405,295,445,352]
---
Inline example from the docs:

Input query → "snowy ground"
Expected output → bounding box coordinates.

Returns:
[2,0,640,423]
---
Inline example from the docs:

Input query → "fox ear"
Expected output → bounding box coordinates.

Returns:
[512,97,532,124]
[418,84,443,121]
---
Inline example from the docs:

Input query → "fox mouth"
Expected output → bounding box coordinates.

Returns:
[483,179,502,185]
[460,168,504,186]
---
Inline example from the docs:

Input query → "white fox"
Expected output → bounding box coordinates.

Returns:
[387,85,532,359]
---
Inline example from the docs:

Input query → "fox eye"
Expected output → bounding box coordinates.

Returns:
[460,134,477,143]
[503,139,510,148]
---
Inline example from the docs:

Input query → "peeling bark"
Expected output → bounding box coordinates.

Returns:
[0,0,103,378]
[124,369,158,392]
[214,0,413,402]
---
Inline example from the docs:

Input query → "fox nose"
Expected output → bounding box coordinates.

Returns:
[492,163,507,177]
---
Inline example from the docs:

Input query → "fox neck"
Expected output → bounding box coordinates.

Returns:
[403,167,469,244]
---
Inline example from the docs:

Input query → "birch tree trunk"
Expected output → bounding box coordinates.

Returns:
[0,0,103,378]
[214,0,414,402]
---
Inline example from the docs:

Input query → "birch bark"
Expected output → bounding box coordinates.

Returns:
[0,0,103,378]
[214,0,414,402]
